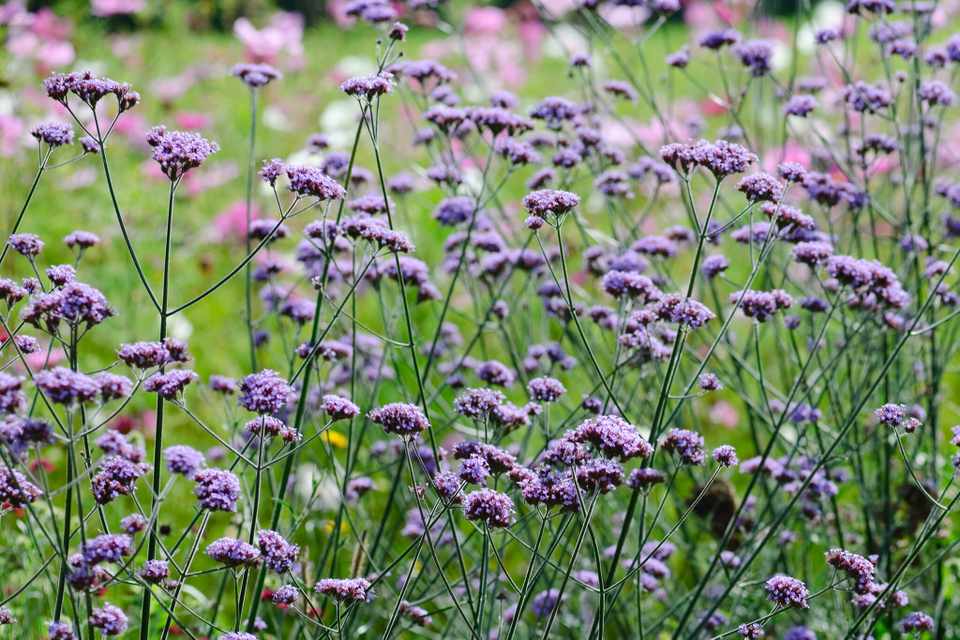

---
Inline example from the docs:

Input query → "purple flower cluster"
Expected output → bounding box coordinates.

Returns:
[146,126,219,181]
[368,402,430,436]
[661,428,706,465]
[257,529,299,573]
[194,468,241,511]
[206,537,261,566]
[315,577,372,602]
[239,369,293,414]
[464,488,515,527]
[232,63,282,88]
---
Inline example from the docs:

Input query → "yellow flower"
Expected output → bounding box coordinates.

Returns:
[321,430,348,448]
[321,520,349,535]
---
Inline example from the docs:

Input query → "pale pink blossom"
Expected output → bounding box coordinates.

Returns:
[91,0,146,17]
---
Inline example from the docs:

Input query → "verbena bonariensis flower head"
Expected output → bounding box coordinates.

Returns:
[699,28,740,49]
[232,62,282,88]
[272,584,298,606]
[899,611,935,633]
[31,122,74,147]
[730,289,793,321]
[91,453,147,503]
[139,559,169,584]
[89,603,127,636]
[661,139,756,178]
[464,488,515,527]
[0,467,42,507]
[522,189,581,219]
[340,72,394,98]
[528,376,566,403]
[117,341,170,368]
[164,445,205,477]
[712,444,738,467]
[576,458,624,493]
[368,402,430,436]
[63,229,100,251]
[146,126,219,181]
[737,173,783,203]
[206,537,261,567]
[43,70,139,111]
[764,574,809,608]
[569,415,653,460]
[0,373,25,414]
[531,588,562,618]
[35,368,100,405]
[315,577,373,602]
[735,40,773,76]
[47,621,75,640]
[239,369,293,414]
[459,456,490,485]
[257,529,299,573]
[285,165,347,200]
[653,293,716,328]
[661,428,706,465]
[144,369,198,400]
[453,387,505,419]
[8,233,43,257]
[82,534,134,565]
[194,468,241,511]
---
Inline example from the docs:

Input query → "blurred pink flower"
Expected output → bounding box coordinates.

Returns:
[0,2,28,26]
[457,8,538,88]
[867,156,898,178]
[599,4,650,29]
[15,346,66,374]
[536,0,578,18]
[29,8,71,40]
[91,0,145,17]
[464,7,507,34]
[213,200,262,242]
[4,6,74,73]
[174,112,211,130]
[112,111,148,143]
[233,11,304,69]
[518,18,546,60]
[709,401,739,428]
[938,123,960,167]
[762,142,810,172]
[8,32,75,72]
[182,162,239,197]
[0,114,24,157]
[151,75,195,105]
[325,0,353,28]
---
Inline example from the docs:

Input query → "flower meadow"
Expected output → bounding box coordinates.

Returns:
[2,0,960,639]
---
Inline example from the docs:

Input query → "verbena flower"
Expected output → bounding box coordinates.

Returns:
[31,123,74,147]
[144,369,198,399]
[239,370,293,414]
[146,126,219,181]
[464,488,515,527]
[764,574,810,608]
[368,402,430,435]
[232,63,282,88]
[139,559,169,583]
[194,468,241,511]
[35,368,100,405]
[257,529,299,573]
[661,428,706,465]
[315,577,372,602]
[89,603,127,636]
[206,537,261,566]
[165,445,205,477]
